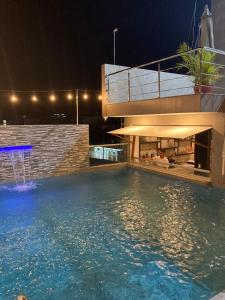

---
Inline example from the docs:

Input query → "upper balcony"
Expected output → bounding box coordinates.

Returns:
[101,47,225,117]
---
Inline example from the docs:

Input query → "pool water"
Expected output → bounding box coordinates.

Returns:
[1,168,225,300]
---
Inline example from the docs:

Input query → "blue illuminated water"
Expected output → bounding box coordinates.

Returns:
[1,168,225,299]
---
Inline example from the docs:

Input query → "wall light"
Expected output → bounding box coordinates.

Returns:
[98,94,102,101]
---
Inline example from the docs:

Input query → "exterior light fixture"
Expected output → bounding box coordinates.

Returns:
[83,93,88,100]
[66,93,73,100]
[31,95,38,102]
[49,94,56,102]
[113,27,119,65]
[98,94,102,101]
[10,95,18,103]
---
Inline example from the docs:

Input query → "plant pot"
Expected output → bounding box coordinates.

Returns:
[194,85,212,94]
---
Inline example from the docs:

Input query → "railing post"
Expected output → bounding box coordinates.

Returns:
[107,75,110,100]
[76,88,79,125]
[158,63,161,98]
[128,71,131,102]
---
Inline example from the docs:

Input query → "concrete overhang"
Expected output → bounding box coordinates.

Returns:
[102,94,201,117]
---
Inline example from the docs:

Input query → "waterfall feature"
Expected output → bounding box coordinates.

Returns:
[0,145,35,191]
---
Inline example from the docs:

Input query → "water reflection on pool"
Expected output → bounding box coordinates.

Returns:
[0,168,225,299]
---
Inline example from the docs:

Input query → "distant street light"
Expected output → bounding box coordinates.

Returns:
[113,28,119,65]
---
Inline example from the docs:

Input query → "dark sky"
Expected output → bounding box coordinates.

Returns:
[0,0,211,122]
[0,0,211,91]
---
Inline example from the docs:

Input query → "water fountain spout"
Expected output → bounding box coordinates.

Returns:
[0,145,34,191]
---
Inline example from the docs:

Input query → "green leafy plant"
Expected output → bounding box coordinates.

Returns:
[177,42,221,89]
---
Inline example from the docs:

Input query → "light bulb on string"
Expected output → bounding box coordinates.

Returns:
[10,94,18,103]
[83,93,89,100]
[66,92,73,101]
[49,93,56,102]
[31,95,38,102]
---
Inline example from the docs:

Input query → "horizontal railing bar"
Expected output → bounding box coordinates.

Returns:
[113,77,193,92]
[130,73,158,80]
[160,66,179,72]
[200,85,225,90]
[128,68,187,80]
[131,85,194,97]
[201,72,225,78]
[202,92,225,96]
[109,79,129,84]
[110,85,191,98]
[204,47,225,56]
[106,47,202,77]
[130,81,160,88]
[159,85,194,92]
[201,60,225,67]
[159,74,191,82]
[131,91,159,97]
[130,75,192,89]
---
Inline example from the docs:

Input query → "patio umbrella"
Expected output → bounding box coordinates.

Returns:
[199,4,215,48]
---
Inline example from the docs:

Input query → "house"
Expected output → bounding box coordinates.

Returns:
[101,0,225,188]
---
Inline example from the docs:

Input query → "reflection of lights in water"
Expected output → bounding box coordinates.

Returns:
[158,183,196,261]
[119,200,146,232]
[117,174,147,235]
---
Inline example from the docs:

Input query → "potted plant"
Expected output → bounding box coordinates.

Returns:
[177,42,221,93]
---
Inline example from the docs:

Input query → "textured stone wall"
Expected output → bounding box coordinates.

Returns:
[0,125,89,183]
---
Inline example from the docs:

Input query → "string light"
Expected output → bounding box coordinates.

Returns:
[10,95,18,103]
[31,95,38,102]
[5,89,101,104]
[49,94,56,102]
[83,93,89,100]
[66,93,73,101]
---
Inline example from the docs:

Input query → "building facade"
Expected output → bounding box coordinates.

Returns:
[101,1,225,187]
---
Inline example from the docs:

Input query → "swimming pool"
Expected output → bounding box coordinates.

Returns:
[0,168,225,299]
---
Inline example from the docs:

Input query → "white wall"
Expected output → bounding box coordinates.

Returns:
[104,64,194,104]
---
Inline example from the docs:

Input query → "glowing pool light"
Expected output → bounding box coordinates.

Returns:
[0,145,33,153]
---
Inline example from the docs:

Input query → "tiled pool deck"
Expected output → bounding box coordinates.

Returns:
[211,292,225,300]
[130,160,211,186]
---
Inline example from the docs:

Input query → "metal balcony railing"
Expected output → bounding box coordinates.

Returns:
[105,47,225,104]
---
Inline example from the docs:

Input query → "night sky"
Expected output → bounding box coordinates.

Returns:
[0,0,211,134]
